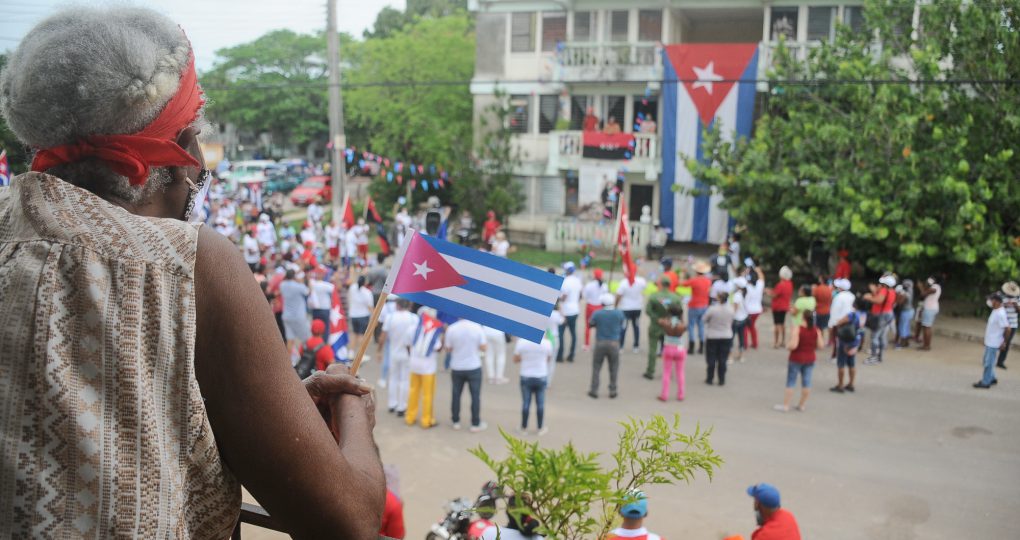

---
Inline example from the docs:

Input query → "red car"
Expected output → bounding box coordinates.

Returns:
[289,175,331,206]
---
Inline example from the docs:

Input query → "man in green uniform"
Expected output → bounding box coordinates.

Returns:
[644,277,683,379]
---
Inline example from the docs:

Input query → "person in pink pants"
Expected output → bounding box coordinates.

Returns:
[658,304,688,401]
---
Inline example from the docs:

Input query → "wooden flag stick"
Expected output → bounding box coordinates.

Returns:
[349,291,388,377]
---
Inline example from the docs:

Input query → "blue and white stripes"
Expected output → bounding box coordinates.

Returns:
[399,235,564,343]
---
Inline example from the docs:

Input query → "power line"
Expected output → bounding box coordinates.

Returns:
[198,77,1020,91]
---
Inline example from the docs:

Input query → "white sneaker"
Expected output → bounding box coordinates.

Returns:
[377,379,387,389]
[452,422,462,431]
[470,422,488,433]
[538,427,549,436]
[516,427,528,436]
[632,347,639,354]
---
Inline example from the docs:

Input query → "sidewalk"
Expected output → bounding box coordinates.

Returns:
[933,315,1019,351]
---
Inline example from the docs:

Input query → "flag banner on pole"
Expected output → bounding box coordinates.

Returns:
[661,43,758,244]
[329,288,350,363]
[382,230,564,343]
[340,193,355,229]
[365,196,391,255]
[0,150,10,187]
[617,196,637,285]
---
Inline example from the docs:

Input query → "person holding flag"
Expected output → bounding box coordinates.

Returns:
[379,298,417,416]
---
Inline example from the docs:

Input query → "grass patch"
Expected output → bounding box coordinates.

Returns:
[509,246,618,272]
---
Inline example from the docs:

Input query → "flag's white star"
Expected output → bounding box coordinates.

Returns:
[692,61,724,94]
[412,260,434,279]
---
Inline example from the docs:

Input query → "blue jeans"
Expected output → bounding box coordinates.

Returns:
[733,319,748,351]
[451,368,483,426]
[786,362,815,388]
[619,310,641,348]
[520,376,547,429]
[688,307,707,346]
[558,314,578,361]
[870,312,894,360]
[982,346,998,385]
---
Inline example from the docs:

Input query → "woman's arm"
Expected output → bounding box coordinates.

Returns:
[193,228,385,539]
[814,329,824,350]
[786,327,800,351]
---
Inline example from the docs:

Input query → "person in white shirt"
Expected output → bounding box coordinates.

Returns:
[307,199,324,228]
[743,266,766,350]
[241,226,261,272]
[325,220,343,265]
[558,262,583,363]
[916,276,942,351]
[975,293,1010,389]
[491,231,511,257]
[514,337,553,435]
[378,299,418,415]
[343,227,358,269]
[582,268,608,351]
[444,319,487,432]
[299,221,317,246]
[354,218,370,267]
[731,277,750,362]
[482,326,508,385]
[256,213,277,250]
[347,276,375,361]
[546,306,564,387]
[605,491,663,540]
[307,269,335,336]
[616,275,647,353]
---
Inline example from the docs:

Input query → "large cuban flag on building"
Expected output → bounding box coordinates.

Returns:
[661,44,758,244]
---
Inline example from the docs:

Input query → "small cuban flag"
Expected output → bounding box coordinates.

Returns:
[329,288,350,364]
[0,150,10,187]
[382,229,564,343]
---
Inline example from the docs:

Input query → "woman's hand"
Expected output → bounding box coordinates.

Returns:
[303,363,373,409]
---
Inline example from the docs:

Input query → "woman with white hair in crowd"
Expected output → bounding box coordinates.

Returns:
[767,265,795,348]
[0,7,383,537]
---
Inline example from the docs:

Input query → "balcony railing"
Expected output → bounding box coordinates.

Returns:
[546,130,660,177]
[558,41,660,68]
[546,219,652,255]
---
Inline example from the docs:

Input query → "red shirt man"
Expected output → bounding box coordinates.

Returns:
[834,249,851,279]
[747,483,800,540]
[812,282,833,315]
[482,211,501,245]
[303,320,336,372]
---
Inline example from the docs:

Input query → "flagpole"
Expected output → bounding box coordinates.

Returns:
[349,292,388,377]
[607,195,624,284]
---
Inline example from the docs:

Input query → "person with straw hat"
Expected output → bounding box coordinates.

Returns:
[681,260,713,355]
[997,281,1019,369]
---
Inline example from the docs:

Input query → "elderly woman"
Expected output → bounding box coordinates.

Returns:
[0,7,384,538]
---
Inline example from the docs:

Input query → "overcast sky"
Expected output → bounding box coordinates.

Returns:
[1,0,404,69]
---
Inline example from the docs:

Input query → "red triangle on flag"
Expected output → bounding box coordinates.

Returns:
[665,43,758,126]
[390,232,466,294]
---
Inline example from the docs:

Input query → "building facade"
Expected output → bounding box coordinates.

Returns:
[468,0,865,248]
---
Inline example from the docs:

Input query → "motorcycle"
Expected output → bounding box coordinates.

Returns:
[425,482,503,540]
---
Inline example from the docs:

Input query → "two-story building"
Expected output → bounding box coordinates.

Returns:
[469,0,865,250]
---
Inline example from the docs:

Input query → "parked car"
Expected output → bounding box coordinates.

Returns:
[264,170,303,196]
[290,175,331,206]
[221,160,279,191]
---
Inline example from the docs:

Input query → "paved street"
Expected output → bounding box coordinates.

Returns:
[242,319,1020,539]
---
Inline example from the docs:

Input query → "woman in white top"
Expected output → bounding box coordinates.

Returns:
[731,277,750,362]
[582,268,608,351]
[616,276,648,352]
[491,230,512,257]
[347,276,376,360]
[743,266,766,350]
[514,337,554,435]
[308,269,336,336]
[483,326,509,384]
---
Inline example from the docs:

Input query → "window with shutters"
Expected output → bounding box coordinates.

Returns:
[638,10,662,41]
[539,95,559,133]
[608,10,629,42]
[509,95,530,134]
[570,95,591,130]
[538,177,564,214]
[807,7,836,42]
[511,12,535,52]
[573,11,594,42]
[541,13,566,52]
[770,7,799,41]
[843,6,865,34]
[606,95,626,128]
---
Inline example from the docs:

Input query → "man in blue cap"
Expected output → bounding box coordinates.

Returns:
[746,483,800,540]
[605,490,664,540]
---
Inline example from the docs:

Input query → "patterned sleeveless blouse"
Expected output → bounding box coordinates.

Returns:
[0,173,240,538]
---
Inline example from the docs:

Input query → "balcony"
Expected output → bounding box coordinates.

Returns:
[556,42,662,83]
[546,130,660,179]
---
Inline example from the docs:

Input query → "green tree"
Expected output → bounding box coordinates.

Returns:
[451,92,524,228]
[0,54,30,175]
[366,0,468,38]
[470,415,722,540]
[351,14,475,209]
[688,0,1019,291]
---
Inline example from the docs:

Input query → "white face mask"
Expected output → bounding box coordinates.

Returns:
[185,170,212,223]
[987,300,996,309]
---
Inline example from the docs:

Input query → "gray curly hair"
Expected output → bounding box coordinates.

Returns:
[0,5,204,204]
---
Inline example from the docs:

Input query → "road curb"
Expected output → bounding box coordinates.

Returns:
[934,326,1020,351]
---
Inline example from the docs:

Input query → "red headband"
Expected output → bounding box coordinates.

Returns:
[31,49,205,186]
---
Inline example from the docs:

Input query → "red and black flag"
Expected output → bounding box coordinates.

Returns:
[582,132,635,160]
[365,197,391,256]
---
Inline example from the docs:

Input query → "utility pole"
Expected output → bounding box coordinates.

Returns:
[327,0,347,220]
